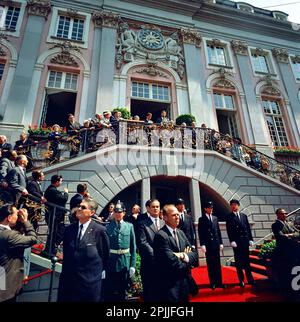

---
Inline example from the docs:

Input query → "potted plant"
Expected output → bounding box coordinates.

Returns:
[126,253,143,301]
[258,240,277,281]
[175,114,196,126]
[112,108,131,120]
[273,146,300,156]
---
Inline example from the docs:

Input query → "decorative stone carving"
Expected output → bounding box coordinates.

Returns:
[115,20,186,79]
[26,0,51,19]
[0,46,6,56]
[252,47,265,56]
[180,27,202,47]
[136,62,169,78]
[66,8,79,19]
[212,67,235,89]
[50,41,80,67]
[231,40,248,55]
[92,10,120,29]
[291,55,300,64]
[209,39,222,47]
[272,48,289,64]
[261,74,281,96]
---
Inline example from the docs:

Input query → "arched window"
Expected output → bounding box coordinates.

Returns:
[262,98,288,147]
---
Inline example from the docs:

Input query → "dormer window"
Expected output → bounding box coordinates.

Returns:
[273,11,288,22]
[237,3,254,13]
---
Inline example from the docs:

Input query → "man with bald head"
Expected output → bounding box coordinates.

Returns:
[153,204,199,302]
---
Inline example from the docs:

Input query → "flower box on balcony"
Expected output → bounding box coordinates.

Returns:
[273,146,300,156]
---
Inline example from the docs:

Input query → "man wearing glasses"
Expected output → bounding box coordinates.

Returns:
[58,199,110,302]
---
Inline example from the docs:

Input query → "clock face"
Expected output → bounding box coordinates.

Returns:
[138,29,164,50]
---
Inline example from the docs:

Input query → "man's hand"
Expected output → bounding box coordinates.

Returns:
[201,245,206,253]
[220,244,224,251]
[231,241,237,248]
[18,208,28,223]
[41,196,47,204]
[101,270,106,279]
[184,246,192,254]
[249,241,254,247]
[22,189,29,196]
[64,188,69,193]
[129,267,135,278]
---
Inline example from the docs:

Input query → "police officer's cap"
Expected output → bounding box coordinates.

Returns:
[203,201,213,208]
[230,199,240,206]
[175,198,185,205]
[114,200,126,212]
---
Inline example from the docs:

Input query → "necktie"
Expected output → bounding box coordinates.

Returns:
[210,215,213,223]
[154,218,159,230]
[117,222,121,230]
[77,224,83,246]
[173,229,180,249]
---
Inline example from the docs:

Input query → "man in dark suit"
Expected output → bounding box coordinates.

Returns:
[26,170,46,231]
[226,199,255,287]
[0,205,37,302]
[43,175,68,257]
[137,199,151,223]
[5,155,29,204]
[272,208,299,293]
[176,198,196,247]
[58,199,110,302]
[137,199,164,302]
[66,114,81,157]
[198,201,225,289]
[153,204,199,302]
[0,135,13,158]
[0,150,17,188]
[69,183,89,224]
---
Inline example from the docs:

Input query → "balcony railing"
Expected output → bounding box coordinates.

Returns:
[25,120,300,191]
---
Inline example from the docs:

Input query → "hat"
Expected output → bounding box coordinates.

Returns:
[203,201,213,208]
[114,200,125,213]
[103,111,110,116]
[230,199,240,206]
[52,124,61,131]
[175,198,185,205]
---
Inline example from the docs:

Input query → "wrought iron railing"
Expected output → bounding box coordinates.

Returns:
[25,120,300,190]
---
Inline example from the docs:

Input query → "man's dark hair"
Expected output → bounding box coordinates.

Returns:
[148,199,160,207]
[0,204,15,222]
[77,183,87,194]
[51,174,62,184]
[32,170,43,181]
[276,208,287,215]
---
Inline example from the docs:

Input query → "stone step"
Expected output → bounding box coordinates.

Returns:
[250,263,267,276]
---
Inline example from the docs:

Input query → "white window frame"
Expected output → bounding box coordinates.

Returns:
[47,7,90,49]
[289,55,300,83]
[262,99,289,147]
[131,81,171,102]
[237,2,254,13]
[272,11,288,22]
[213,92,236,111]
[249,47,278,77]
[46,70,79,92]
[0,0,25,37]
[55,15,85,42]
[203,37,235,73]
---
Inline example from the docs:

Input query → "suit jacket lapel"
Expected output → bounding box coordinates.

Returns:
[80,221,93,245]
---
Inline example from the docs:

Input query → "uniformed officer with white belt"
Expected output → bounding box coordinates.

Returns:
[104,200,136,301]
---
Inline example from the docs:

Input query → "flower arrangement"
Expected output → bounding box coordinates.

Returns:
[28,125,67,136]
[273,146,300,155]
[258,240,276,261]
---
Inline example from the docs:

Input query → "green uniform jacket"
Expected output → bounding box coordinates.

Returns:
[106,220,136,273]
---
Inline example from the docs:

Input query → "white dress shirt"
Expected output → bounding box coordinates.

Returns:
[78,219,91,240]
[0,224,11,230]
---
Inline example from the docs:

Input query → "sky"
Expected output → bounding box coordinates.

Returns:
[233,0,300,23]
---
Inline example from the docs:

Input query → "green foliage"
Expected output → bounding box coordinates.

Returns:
[175,114,196,126]
[127,252,143,298]
[258,240,276,260]
[113,108,131,120]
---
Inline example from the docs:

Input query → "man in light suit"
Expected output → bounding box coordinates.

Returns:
[198,201,225,289]
[226,199,255,287]
[5,155,29,204]
[0,205,37,302]
[58,199,110,302]
[153,204,199,302]
[137,199,164,302]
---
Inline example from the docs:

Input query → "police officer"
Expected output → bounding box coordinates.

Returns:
[198,201,225,289]
[104,200,136,301]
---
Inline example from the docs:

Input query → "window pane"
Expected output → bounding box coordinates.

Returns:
[71,18,84,41]
[65,73,78,90]
[56,16,70,39]
[0,63,5,80]
[48,71,62,88]
[263,100,271,114]
[207,44,226,66]
[266,116,279,146]
[292,62,300,80]
[213,93,223,108]
[224,95,234,109]
[5,6,20,31]
[252,54,269,73]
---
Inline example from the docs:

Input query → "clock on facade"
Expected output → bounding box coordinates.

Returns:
[138,29,164,50]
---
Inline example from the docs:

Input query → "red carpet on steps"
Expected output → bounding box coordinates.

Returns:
[190,266,283,302]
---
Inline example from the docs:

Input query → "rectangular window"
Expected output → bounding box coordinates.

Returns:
[263,100,288,146]
[56,15,84,41]
[252,54,269,73]
[0,63,5,80]
[214,93,234,109]
[207,45,226,66]
[292,61,300,80]
[152,84,169,101]
[47,71,78,90]
[5,6,20,31]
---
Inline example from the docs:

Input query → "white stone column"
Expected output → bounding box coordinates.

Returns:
[141,177,151,213]
[93,11,120,114]
[189,178,201,223]
[79,71,91,123]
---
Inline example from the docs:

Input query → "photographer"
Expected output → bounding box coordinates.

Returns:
[0,205,37,302]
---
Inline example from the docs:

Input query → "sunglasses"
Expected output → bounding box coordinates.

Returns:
[79,205,88,210]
